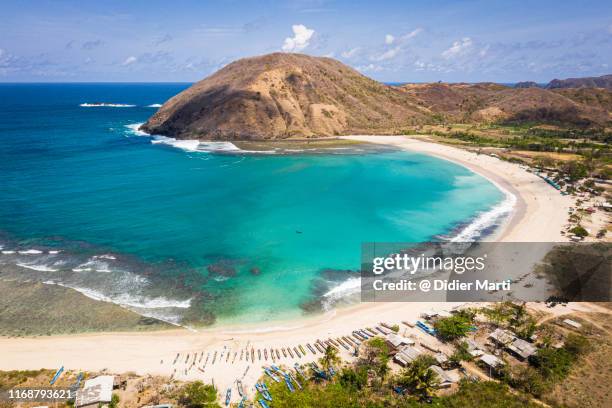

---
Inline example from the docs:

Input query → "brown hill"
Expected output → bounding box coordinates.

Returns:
[142,53,611,140]
[142,53,429,140]
[546,74,612,90]
[399,82,611,127]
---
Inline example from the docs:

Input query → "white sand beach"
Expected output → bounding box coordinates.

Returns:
[0,136,576,401]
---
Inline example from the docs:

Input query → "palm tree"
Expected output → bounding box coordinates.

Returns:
[398,357,440,401]
[320,345,341,371]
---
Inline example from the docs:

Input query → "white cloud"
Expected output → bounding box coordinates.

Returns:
[479,44,490,57]
[373,46,401,61]
[385,34,395,45]
[282,24,315,52]
[341,47,360,58]
[122,56,137,66]
[402,28,423,41]
[356,63,383,73]
[442,37,473,59]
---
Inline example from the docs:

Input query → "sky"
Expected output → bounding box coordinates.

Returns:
[1,0,611,83]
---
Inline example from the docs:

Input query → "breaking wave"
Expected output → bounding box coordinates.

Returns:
[80,103,136,107]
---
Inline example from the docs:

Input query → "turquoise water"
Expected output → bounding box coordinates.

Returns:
[0,84,504,326]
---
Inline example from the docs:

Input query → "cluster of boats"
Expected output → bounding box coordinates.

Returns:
[227,362,311,407]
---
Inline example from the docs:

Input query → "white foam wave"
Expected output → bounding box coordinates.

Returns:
[97,254,116,260]
[146,103,163,108]
[151,135,202,152]
[16,263,58,272]
[80,103,136,107]
[124,123,245,154]
[48,250,61,254]
[72,256,113,273]
[114,294,192,309]
[18,249,43,255]
[450,187,516,242]
[321,277,361,311]
[41,281,189,324]
[125,123,150,136]
[2,250,16,254]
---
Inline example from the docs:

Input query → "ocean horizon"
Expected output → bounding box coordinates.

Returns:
[0,83,506,327]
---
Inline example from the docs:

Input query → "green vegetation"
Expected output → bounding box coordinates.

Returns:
[264,373,542,407]
[569,225,589,237]
[433,310,475,342]
[396,355,440,401]
[109,393,120,408]
[501,333,591,398]
[480,302,536,339]
[177,381,220,408]
[320,345,341,371]
[391,324,400,333]
[449,341,473,365]
[359,337,391,383]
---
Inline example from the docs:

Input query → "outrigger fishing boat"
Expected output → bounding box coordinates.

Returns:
[255,382,272,401]
[287,347,294,358]
[282,348,287,358]
[238,396,246,408]
[284,374,295,392]
[236,380,244,397]
[294,363,306,378]
[50,366,64,385]
[289,372,302,390]
[293,347,301,358]
[258,398,270,408]
[225,388,231,406]
[310,362,328,379]
[271,365,286,376]
[264,367,280,382]
[299,345,306,355]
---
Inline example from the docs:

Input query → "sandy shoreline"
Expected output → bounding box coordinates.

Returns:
[0,135,574,400]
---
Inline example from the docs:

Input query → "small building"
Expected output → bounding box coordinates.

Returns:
[466,339,484,357]
[385,333,414,351]
[394,345,423,367]
[480,354,503,370]
[563,319,582,329]
[428,365,460,388]
[434,352,448,366]
[75,375,114,408]
[488,328,537,361]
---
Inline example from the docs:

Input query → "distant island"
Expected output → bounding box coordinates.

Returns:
[142,53,611,140]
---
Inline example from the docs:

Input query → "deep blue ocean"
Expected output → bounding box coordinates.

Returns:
[0,83,504,326]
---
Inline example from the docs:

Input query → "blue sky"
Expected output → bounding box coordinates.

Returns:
[1,0,610,82]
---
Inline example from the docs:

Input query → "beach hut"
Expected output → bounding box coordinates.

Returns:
[385,333,414,352]
[479,354,503,375]
[465,339,484,357]
[393,345,423,367]
[74,376,114,408]
[428,365,460,388]
[488,328,536,361]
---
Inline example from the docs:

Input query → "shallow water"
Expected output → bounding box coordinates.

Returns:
[0,83,504,326]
